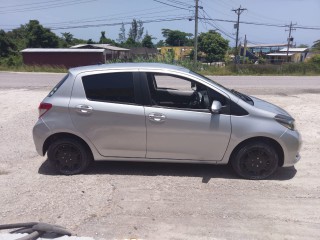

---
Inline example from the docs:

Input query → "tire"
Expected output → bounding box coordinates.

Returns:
[47,138,92,175]
[231,141,279,180]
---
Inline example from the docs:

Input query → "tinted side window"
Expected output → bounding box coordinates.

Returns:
[82,72,135,104]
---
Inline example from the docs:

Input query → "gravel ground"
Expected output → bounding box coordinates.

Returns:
[0,85,320,239]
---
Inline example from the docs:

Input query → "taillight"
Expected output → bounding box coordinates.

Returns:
[38,102,52,118]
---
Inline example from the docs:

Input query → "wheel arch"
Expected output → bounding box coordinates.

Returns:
[229,136,284,167]
[43,132,94,159]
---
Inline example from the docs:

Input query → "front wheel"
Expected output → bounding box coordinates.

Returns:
[47,138,92,175]
[231,141,279,180]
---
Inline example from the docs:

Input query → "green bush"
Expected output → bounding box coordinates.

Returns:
[309,55,320,64]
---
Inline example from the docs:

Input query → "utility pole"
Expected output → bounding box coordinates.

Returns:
[243,34,247,64]
[194,0,199,64]
[232,5,247,61]
[286,22,296,63]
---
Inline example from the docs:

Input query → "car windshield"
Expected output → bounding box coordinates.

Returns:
[189,70,254,105]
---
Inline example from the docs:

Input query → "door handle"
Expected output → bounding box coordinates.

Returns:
[148,113,166,122]
[75,104,93,114]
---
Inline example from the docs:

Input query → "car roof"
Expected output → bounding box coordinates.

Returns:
[69,62,189,75]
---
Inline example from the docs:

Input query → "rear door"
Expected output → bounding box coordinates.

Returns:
[69,71,146,158]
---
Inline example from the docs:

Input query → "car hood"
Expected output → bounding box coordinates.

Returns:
[250,96,291,117]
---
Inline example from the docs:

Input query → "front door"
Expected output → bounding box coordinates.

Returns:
[144,72,231,161]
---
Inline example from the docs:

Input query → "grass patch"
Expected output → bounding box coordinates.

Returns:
[0,64,67,73]
[224,63,320,76]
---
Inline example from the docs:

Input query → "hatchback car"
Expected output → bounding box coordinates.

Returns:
[33,63,301,179]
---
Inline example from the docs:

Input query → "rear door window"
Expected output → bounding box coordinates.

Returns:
[82,72,135,104]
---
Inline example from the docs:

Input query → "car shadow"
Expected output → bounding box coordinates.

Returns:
[38,159,297,182]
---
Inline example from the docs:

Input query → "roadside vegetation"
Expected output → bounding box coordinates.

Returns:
[1,19,320,75]
[1,56,320,76]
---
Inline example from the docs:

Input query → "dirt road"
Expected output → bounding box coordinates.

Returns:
[0,74,319,239]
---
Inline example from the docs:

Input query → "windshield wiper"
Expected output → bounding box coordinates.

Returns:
[231,89,254,105]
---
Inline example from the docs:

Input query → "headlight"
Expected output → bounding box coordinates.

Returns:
[274,114,295,130]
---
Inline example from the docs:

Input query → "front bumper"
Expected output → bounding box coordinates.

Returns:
[280,129,302,167]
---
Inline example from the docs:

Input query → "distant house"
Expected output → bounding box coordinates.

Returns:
[21,48,107,68]
[129,47,158,59]
[242,43,288,56]
[70,44,130,61]
[160,46,193,61]
[266,48,309,63]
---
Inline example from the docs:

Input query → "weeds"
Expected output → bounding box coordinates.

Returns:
[1,54,319,75]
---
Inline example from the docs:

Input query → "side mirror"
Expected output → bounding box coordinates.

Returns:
[211,101,222,114]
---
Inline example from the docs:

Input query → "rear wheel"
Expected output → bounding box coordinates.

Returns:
[47,138,92,175]
[231,141,278,180]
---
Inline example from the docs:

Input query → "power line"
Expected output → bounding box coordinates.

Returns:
[199,17,320,31]
[152,0,191,11]
[0,0,98,14]
[204,0,235,18]
[1,7,186,30]
[0,0,66,9]
[53,14,192,29]
[199,12,209,30]
[295,26,320,30]
[199,17,285,28]
[167,0,194,8]
[42,6,174,25]
[46,9,184,27]
[201,9,236,40]
[48,16,190,30]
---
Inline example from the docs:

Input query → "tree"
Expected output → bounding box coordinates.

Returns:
[99,31,107,43]
[312,40,320,51]
[142,33,154,48]
[161,29,171,38]
[161,29,193,46]
[124,37,140,48]
[137,20,144,42]
[6,25,28,51]
[198,30,229,62]
[156,40,165,47]
[25,20,59,48]
[117,23,126,43]
[0,30,16,57]
[128,19,144,43]
[99,31,117,45]
[61,32,74,47]
[128,19,138,42]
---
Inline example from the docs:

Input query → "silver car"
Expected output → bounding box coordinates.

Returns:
[33,63,301,179]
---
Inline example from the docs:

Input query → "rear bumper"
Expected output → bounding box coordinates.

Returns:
[33,118,51,156]
[280,129,302,167]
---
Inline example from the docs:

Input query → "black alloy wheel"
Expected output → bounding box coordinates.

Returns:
[231,141,279,180]
[48,138,92,175]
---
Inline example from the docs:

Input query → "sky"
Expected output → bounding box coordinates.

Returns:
[1,0,320,47]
